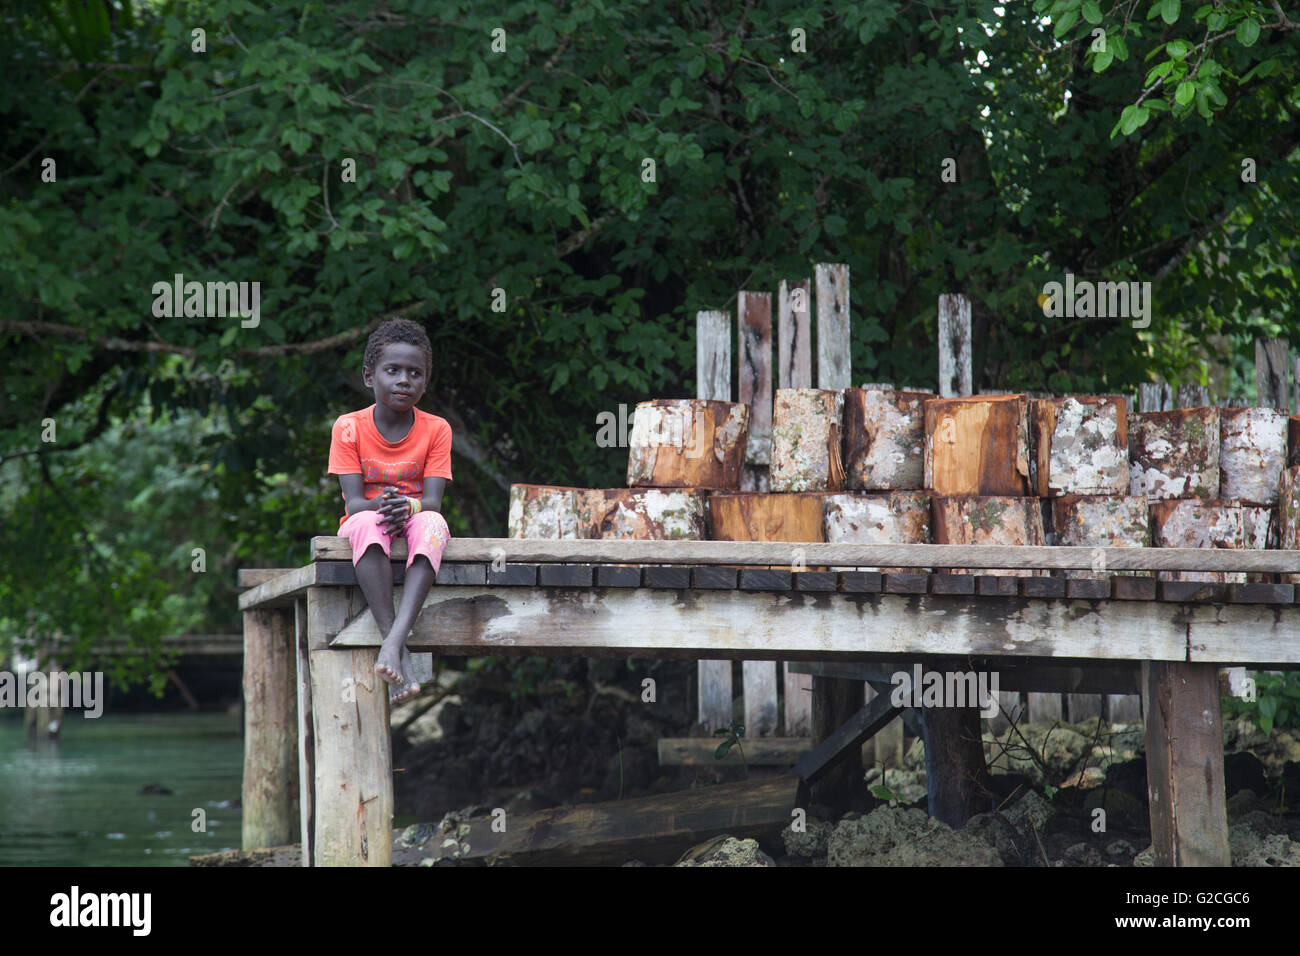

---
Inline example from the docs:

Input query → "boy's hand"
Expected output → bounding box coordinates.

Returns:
[377,486,410,536]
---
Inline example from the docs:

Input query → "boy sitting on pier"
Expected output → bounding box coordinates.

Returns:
[328,318,452,703]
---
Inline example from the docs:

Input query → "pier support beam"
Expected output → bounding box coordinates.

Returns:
[241,607,299,850]
[1142,661,1230,866]
[307,585,392,867]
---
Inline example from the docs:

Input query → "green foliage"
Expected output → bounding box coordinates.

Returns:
[1,0,1297,691]
[1222,672,1300,735]
[713,719,748,773]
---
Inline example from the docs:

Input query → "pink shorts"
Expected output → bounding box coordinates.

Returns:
[340,509,450,576]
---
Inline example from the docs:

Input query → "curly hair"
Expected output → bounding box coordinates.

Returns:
[363,318,433,376]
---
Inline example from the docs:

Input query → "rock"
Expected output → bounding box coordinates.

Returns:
[1003,790,1056,839]
[1132,845,1155,866]
[1226,789,1261,818]
[674,836,776,867]
[903,737,926,770]
[1062,842,1104,867]
[1105,838,1137,863]
[1230,823,1300,866]
[1084,787,1147,828]
[1059,766,1106,789]
[827,806,1004,867]
[621,860,649,867]
[963,811,1042,866]
[987,722,1091,784]
[781,818,833,858]
[399,694,463,745]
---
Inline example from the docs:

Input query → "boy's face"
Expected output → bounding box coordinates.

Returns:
[364,342,429,412]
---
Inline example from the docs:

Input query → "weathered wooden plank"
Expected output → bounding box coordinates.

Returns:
[1067,693,1103,721]
[698,659,731,734]
[596,565,641,588]
[1280,465,1300,585]
[743,660,779,737]
[792,570,838,591]
[1142,661,1230,866]
[294,598,314,867]
[692,566,738,589]
[777,278,812,391]
[656,737,812,766]
[1176,384,1210,409]
[1159,580,1227,603]
[486,564,538,587]
[1256,338,1290,413]
[1028,693,1063,722]
[538,564,593,588]
[883,573,928,594]
[438,563,487,586]
[839,571,882,592]
[1066,578,1111,600]
[696,310,731,402]
[1138,382,1173,413]
[787,660,1142,694]
[239,568,294,588]
[242,608,299,851]
[325,587,1295,662]
[643,565,692,589]
[931,573,975,595]
[1021,577,1065,598]
[740,568,792,591]
[815,263,851,389]
[798,688,898,785]
[937,293,972,398]
[239,564,320,611]
[394,774,803,867]
[976,576,1019,596]
[783,662,813,736]
[1112,576,1157,600]
[309,536,1300,574]
[738,291,773,466]
[1226,583,1294,603]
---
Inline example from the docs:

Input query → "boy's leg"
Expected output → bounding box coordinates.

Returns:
[384,511,450,702]
[340,512,402,686]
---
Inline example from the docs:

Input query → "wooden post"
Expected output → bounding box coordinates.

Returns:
[1139,381,1174,413]
[937,294,972,398]
[815,263,851,390]
[1176,384,1209,408]
[295,597,315,867]
[1256,338,1290,413]
[810,675,863,808]
[696,310,732,734]
[1141,661,1230,866]
[778,279,814,737]
[308,585,393,867]
[738,291,773,492]
[241,607,299,850]
[922,683,992,827]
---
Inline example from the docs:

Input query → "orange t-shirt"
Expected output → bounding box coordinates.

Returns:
[327,405,453,526]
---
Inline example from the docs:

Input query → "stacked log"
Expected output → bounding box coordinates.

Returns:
[1128,408,1219,501]
[508,484,593,539]
[843,387,936,490]
[931,495,1046,576]
[822,491,931,572]
[626,399,749,490]
[1031,396,1128,496]
[1149,500,1276,583]
[584,489,707,540]
[924,395,1031,496]
[1219,407,1287,505]
[1051,495,1150,579]
[708,492,826,570]
[1288,416,1300,468]
[769,389,845,492]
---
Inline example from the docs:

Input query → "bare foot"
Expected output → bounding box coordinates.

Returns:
[375,635,405,690]
[390,645,422,704]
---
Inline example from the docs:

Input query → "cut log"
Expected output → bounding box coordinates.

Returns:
[1289,416,1300,468]
[1050,495,1150,579]
[626,399,749,491]
[1150,499,1277,583]
[843,387,936,490]
[924,395,1031,496]
[1219,407,1287,505]
[1030,396,1128,496]
[769,388,845,492]
[508,484,593,539]
[1127,408,1220,501]
[583,489,707,540]
[707,492,826,545]
[931,495,1045,576]
[823,492,930,572]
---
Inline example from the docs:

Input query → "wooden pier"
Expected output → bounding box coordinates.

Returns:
[239,536,1300,867]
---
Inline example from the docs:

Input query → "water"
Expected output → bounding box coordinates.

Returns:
[0,711,244,866]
